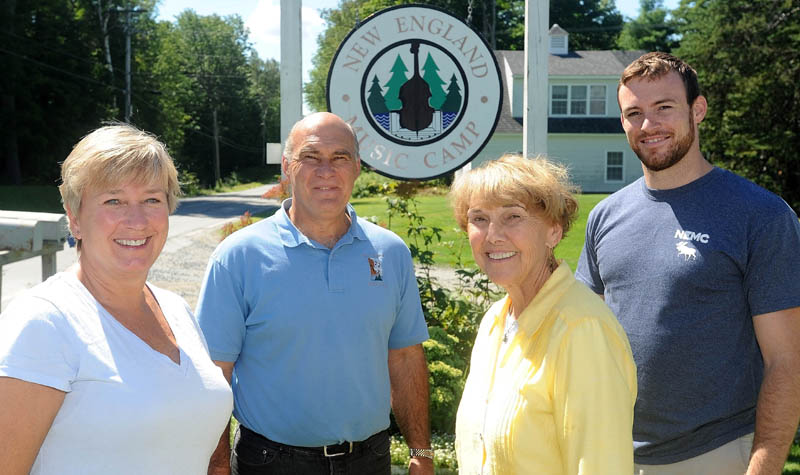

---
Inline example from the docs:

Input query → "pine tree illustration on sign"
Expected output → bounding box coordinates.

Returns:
[441,73,463,129]
[422,52,447,110]
[367,75,389,114]
[383,55,408,111]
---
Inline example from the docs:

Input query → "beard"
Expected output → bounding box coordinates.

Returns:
[630,113,696,172]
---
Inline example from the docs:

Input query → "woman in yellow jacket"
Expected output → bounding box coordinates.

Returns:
[450,154,637,474]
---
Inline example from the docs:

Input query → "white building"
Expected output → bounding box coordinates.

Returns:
[471,25,646,192]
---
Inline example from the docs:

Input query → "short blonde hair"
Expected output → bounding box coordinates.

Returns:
[450,154,579,234]
[59,124,180,223]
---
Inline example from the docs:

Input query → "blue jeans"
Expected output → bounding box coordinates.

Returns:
[231,425,392,475]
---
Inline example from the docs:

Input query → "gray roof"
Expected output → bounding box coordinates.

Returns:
[491,50,639,134]
[493,51,523,134]
[498,49,645,77]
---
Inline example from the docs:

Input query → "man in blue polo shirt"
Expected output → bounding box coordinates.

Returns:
[198,112,433,475]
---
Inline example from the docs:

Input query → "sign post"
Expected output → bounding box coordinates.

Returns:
[280,0,303,171]
[523,0,549,158]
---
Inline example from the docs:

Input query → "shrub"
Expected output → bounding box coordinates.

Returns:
[261,178,290,201]
[425,327,466,433]
[179,169,203,196]
[220,211,253,240]
[353,169,397,198]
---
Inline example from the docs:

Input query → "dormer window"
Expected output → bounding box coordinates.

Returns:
[549,24,569,55]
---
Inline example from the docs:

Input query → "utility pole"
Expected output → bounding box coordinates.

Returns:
[213,108,221,185]
[125,8,132,122]
[119,8,147,123]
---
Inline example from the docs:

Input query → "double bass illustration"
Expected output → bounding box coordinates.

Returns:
[398,41,434,133]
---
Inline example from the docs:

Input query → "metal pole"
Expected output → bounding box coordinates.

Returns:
[523,0,549,157]
[213,108,221,185]
[280,0,303,175]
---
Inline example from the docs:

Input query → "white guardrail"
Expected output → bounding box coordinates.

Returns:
[0,210,69,305]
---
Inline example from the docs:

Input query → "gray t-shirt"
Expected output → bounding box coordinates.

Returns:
[576,167,800,464]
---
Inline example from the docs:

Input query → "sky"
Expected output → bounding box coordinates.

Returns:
[155,0,680,87]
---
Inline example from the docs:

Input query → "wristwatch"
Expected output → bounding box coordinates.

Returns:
[409,448,435,459]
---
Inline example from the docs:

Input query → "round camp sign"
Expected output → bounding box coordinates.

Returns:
[327,4,502,180]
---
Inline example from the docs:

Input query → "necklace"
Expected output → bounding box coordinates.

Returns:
[502,314,519,343]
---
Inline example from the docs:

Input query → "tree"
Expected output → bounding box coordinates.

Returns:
[422,53,447,110]
[367,75,389,114]
[674,0,800,214]
[0,0,126,186]
[382,54,408,111]
[441,74,463,114]
[0,2,280,187]
[305,0,626,112]
[617,0,678,52]
[155,11,269,185]
[549,0,624,50]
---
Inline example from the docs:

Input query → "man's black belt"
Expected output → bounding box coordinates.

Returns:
[239,425,386,458]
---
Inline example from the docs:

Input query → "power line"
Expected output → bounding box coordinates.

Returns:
[0,47,123,91]
[0,30,114,72]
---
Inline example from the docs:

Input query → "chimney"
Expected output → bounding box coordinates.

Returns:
[549,24,569,55]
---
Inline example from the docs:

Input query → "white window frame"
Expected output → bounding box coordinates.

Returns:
[605,151,624,183]
[550,84,607,117]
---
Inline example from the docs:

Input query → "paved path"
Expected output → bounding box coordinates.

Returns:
[1,185,279,311]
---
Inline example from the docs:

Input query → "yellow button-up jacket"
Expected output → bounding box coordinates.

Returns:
[455,263,637,474]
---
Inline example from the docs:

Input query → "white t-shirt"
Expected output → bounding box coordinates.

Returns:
[0,272,233,474]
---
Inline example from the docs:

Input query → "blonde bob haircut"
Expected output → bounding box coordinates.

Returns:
[450,154,579,235]
[59,124,181,223]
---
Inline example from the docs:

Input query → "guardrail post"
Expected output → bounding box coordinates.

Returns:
[0,211,68,310]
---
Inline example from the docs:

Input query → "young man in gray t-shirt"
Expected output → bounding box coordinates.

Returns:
[577,52,800,474]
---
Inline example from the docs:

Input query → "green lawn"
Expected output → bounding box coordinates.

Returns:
[351,193,608,269]
[785,443,800,474]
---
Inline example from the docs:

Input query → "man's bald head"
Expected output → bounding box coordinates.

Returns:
[283,112,360,163]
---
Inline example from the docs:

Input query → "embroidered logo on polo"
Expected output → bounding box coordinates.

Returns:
[674,228,709,260]
[368,256,383,281]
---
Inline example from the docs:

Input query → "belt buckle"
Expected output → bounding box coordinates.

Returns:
[323,441,353,457]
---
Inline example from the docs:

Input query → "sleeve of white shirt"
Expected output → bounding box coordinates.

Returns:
[552,317,637,474]
[0,296,79,392]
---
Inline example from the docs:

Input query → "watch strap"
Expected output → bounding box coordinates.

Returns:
[409,448,435,459]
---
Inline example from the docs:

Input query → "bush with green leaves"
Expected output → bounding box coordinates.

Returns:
[381,185,498,435]
[353,169,397,198]
[179,169,203,196]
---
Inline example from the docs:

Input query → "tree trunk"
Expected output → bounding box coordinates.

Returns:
[1,0,22,184]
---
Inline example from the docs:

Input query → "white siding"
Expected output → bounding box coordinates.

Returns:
[470,133,642,193]
[548,134,642,192]
[471,134,523,168]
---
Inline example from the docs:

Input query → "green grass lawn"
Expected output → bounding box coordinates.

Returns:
[785,443,800,474]
[351,192,608,269]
